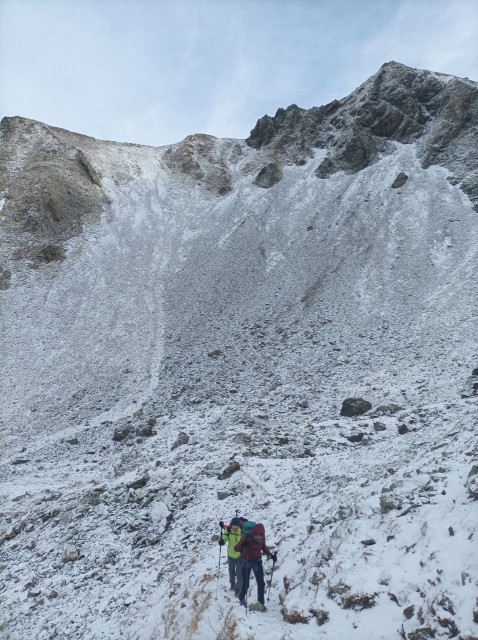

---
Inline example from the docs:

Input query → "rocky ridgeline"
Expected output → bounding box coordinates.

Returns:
[2,62,477,290]
[246,62,478,208]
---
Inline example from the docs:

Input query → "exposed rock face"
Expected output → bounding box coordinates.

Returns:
[163,134,232,195]
[0,117,110,270]
[35,244,65,263]
[247,62,478,209]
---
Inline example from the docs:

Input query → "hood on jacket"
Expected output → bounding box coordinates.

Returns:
[251,523,265,537]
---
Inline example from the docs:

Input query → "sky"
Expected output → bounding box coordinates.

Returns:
[0,0,477,146]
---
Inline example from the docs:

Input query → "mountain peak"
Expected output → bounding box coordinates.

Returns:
[246,62,478,210]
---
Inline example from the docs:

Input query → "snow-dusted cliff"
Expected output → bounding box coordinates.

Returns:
[1,62,477,640]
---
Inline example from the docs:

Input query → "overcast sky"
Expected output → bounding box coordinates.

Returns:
[1,0,477,146]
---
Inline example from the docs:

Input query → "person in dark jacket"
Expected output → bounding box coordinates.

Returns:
[234,522,277,611]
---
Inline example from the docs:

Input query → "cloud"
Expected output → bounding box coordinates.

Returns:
[360,0,478,79]
[1,0,476,145]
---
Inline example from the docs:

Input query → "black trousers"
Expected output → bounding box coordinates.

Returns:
[240,560,265,605]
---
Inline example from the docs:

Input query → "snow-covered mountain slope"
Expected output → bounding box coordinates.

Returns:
[1,62,477,640]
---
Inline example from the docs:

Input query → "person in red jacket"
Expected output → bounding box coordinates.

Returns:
[234,522,277,611]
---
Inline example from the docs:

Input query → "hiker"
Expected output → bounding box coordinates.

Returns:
[219,518,243,596]
[234,522,277,611]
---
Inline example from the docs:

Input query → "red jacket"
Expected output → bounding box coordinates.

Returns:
[234,523,272,562]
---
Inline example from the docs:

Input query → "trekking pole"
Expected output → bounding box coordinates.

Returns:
[216,526,223,600]
[267,559,276,601]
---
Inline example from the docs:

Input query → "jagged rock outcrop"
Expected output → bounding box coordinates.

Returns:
[247,62,478,209]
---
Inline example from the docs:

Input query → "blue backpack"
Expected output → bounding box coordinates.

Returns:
[241,520,256,534]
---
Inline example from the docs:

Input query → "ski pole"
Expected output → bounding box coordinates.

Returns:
[216,525,223,600]
[267,559,276,601]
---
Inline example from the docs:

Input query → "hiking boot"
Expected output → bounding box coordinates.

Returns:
[238,597,246,607]
[230,583,235,591]
[234,588,240,597]
[249,601,267,612]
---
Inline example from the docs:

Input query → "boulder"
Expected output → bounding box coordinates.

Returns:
[391,172,408,188]
[315,156,335,179]
[62,547,79,563]
[346,433,365,443]
[112,426,131,442]
[218,460,240,480]
[0,267,11,290]
[373,404,403,416]
[126,474,150,490]
[136,424,156,437]
[340,398,372,417]
[171,432,189,450]
[403,605,415,619]
[466,465,478,500]
[380,493,402,513]
[254,162,283,189]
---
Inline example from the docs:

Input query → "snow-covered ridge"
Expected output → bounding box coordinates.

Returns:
[1,62,478,639]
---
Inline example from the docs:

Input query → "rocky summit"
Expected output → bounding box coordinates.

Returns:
[0,62,477,640]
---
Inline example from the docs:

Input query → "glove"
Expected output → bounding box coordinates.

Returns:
[271,552,277,562]
[219,521,224,528]
[219,539,225,546]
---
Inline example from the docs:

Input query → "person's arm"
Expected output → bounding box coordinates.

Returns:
[218,521,227,545]
[234,534,246,553]
[261,542,272,558]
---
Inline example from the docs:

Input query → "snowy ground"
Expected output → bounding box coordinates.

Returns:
[1,118,478,639]
[1,395,477,639]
